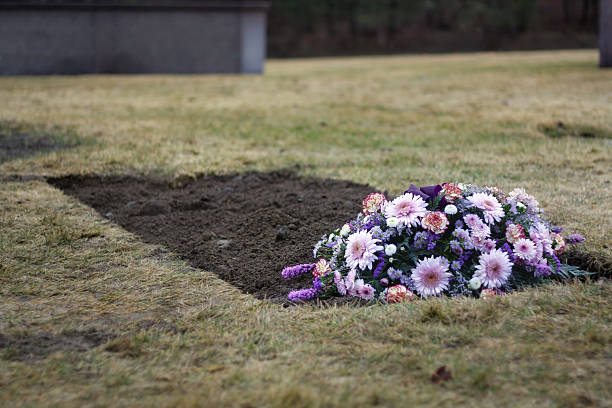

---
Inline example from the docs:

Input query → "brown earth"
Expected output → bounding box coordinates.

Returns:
[49,171,377,303]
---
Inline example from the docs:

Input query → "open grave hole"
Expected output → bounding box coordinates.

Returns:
[50,171,376,303]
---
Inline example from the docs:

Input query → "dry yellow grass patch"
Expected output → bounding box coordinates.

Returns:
[0,50,611,407]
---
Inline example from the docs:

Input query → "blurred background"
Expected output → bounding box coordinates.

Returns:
[265,0,599,57]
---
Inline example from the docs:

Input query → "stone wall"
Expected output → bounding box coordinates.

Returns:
[0,1,268,75]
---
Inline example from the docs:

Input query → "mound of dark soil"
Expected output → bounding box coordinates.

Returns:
[50,171,376,303]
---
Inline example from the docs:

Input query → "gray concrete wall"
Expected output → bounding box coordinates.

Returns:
[0,1,268,74]
[602,0,612,67]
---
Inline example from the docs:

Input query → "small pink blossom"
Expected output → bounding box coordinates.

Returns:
[344,230,383,271]
[474,249,513,288]
[361,192,387,215]
[513,238,537,261]
[410,256,452,297]
[384,193,428,228]
[505,223,525,244]
[467,193,505,224]
[421,211,449,234]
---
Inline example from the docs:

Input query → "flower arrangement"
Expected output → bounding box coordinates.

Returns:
[281,183,588,303]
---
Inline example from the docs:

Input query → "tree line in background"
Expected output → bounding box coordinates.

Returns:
[265,0,599,57]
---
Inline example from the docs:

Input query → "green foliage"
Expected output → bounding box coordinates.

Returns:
[556,264,594,279]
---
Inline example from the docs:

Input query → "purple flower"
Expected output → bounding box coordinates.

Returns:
[281,263,315,279]
[404,184,447,209]
[500,242,515,263]
[566,234,585,244]
[372,251,385,278]
[455,219,464,229]
[451,260,463,271]
[551,253,562,273]
[288,288,318,302]
[450,240,462,255]
[313,277,323,291]
[387,267,403,280]
[551,226,563,233]
[534,264,552,277]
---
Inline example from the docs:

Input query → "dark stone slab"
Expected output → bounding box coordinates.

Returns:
[0,1,269,74]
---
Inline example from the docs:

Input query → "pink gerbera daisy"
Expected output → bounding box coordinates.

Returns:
[410,256,452,297]
[513,238,537,261]
[384,193,428,228]
[467,193,505,224]
[473,249,513,288]
[344,230,383,271]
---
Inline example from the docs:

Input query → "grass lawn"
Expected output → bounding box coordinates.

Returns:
[1,50,611,407]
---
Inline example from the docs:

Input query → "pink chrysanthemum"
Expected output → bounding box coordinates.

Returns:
[482,239,497,253]
[410,256,452,297]
[529,222,553,254]
[474,249,513,288]
[362,192,387,215]
[344,230,383,271]
[384,193,428,228]
[421,211,449,234]
[358,284,376,300]
[505,223,526,244]
[467,193,505,224]
[470,220,491,239]
[513,238,537,261]
[333,270,346,295]
[463,214,481,229]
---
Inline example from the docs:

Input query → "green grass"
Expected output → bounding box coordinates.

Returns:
[0,50,611,407]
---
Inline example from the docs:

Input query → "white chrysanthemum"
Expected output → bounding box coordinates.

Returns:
[344,230,383,271]
[410,256,452,297]
[385,244,397,256]
[467,193,505,224]
[514,238,537,261]
[474,249,513,288]
[468,276,482,290]
[444,204,458,215]
[386,217,399,227]
[384,193,428,228]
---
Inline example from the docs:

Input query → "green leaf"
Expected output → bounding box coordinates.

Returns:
[557,263,594,279]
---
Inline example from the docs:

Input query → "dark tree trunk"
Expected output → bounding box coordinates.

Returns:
[601,0,612,67]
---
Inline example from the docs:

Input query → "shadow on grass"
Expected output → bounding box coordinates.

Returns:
[0,120,89,163]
